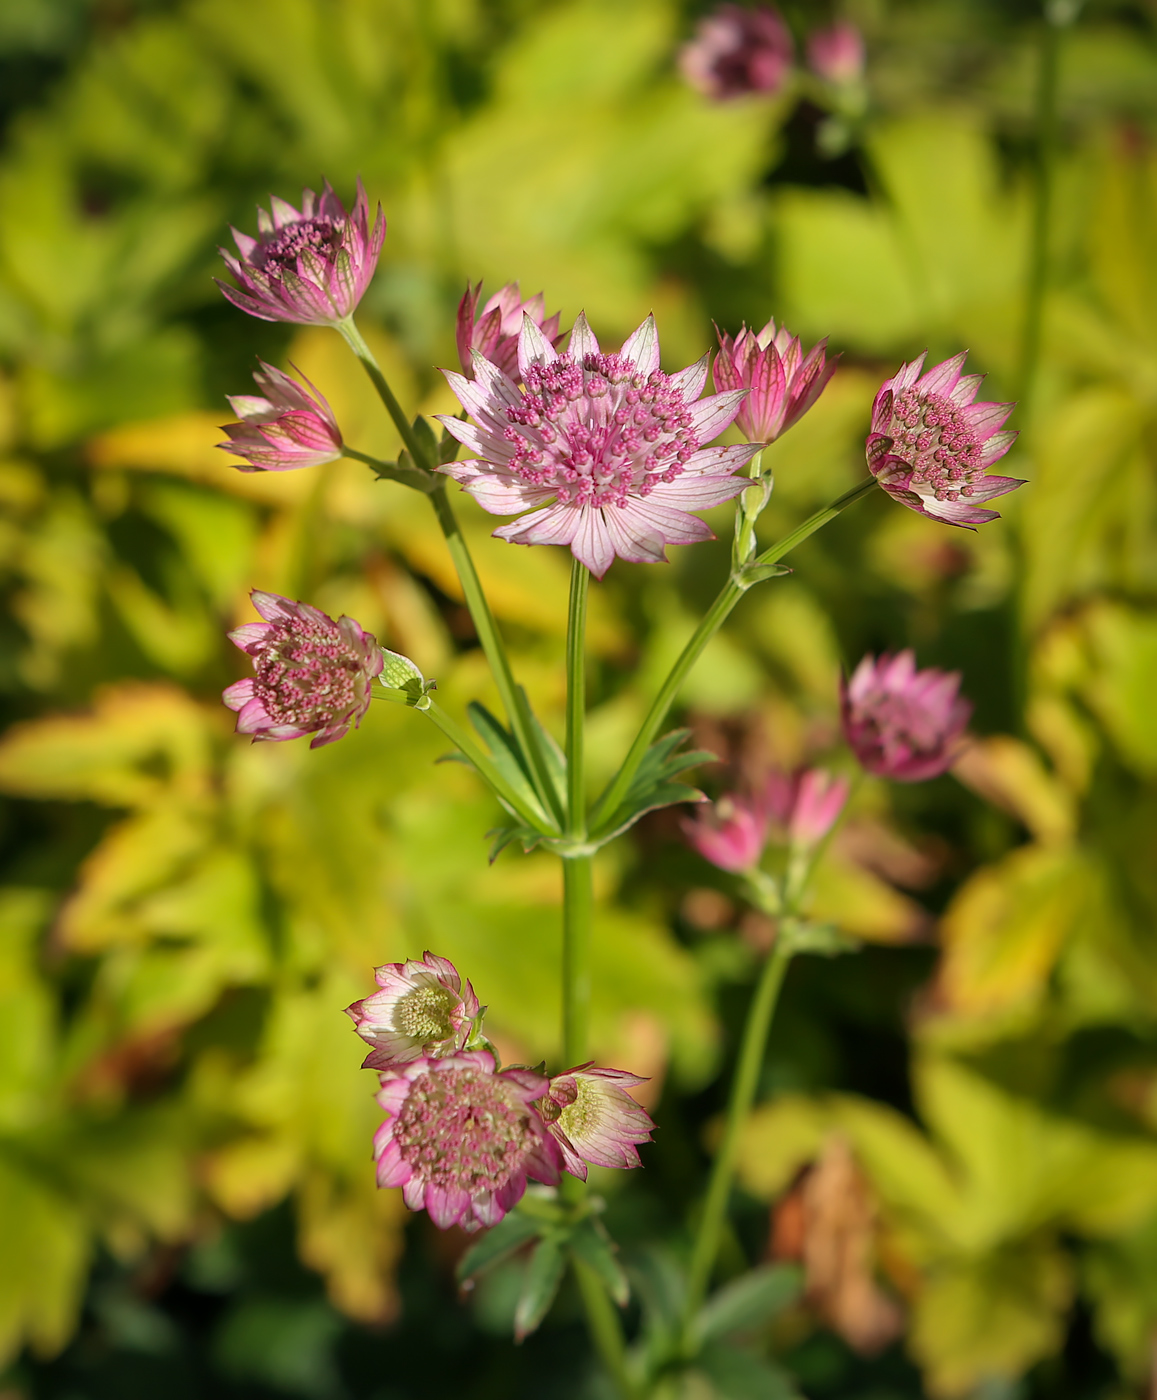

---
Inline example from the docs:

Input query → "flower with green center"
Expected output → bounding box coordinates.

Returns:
[346,952,481,1071]
[373,1052,560,1230]
[537,1065,654,1180]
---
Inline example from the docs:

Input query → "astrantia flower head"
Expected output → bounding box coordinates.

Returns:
[807,20,866,85]
[867,352,1023,527]
[216,179,385,325]
[537,1065,654,1181]
[679,3,794,101]
[346,952,481,1070]
[373,1051,560,1230]
[457,281,563,384]
[218,362,343,472]
[437,313,759,578]
[762,768,849,848]
[223,591,383,749]
[713,318,837,443]
[682,794,768,872]
[842,650,972,782]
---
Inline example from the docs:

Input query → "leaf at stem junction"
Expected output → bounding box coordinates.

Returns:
[692,1263,803,1345]
[569,1217,630,1308]
[456,1209,542,1286]
[514,1233,568,1341]
[592,729,716,844]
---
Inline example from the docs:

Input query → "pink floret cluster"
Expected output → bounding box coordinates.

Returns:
[841,650,972,782]
[346,953,654,1231]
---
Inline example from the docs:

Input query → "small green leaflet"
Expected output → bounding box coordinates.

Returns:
[591,729,715,844]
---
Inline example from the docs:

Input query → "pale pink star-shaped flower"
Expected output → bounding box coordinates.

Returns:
[436,314,759,578]
[866,352,1023,527]
[345,952,481,1071]
[536,1065,654,1181]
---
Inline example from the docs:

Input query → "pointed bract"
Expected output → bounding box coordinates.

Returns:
[456,280,563,383]
[437,314,758,578]
[216,179,385,325]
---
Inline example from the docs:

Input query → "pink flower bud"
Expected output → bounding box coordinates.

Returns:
[713,318,837,443]
[536,1065,654,1181]
[373,1052,560,1231]
[456,281,562,384]
[682,794,768,872]
[216,179,385,326]
[841,651,972,782]
[218,362,343,472]
[806,20,865,85]
[346,952,481,1071]
[679,4,795,101]
[223,591,383,749]
[788,768,850,847]
[866,352,1023,528]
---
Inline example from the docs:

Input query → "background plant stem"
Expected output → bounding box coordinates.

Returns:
[681,939,792,1339]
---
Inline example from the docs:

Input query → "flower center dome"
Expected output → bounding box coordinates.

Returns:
[879,386,984,503]
[503,352,700,510]
[258,217,343,273]
[254,615,365,728]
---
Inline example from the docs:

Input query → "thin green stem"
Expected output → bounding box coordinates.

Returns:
[338,318,563,830]
[561,856,594,1068]
[681,940,793,1340]
[337,319,431,468]
[591,478,876,835]
[421,698,549,833]
[341,446,434,492]
[566,559,590,837]
[573,1257,638,1400]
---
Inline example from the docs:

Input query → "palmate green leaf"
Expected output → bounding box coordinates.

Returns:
[569,1217,629,1308]
[593,729,715,844]
[513,1233,567,1342]
[692,1264,802,1346]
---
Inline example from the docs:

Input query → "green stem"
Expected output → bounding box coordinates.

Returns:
[573,1257,638,1400]
[1018,1,1078,409]
[566,559,590,837]
[681,939,793,1339]
[591,478,876,835]
[341,446,434,492]
[421,698,549,833]
[561,857,594,1068]
[338,318,564,830]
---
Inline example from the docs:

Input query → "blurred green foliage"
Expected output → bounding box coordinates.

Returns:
[1,0,1157,1396]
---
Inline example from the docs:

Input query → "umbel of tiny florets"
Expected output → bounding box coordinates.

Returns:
[536,1065,654,1181]
[223,591,383,748]
[216,179,385,326]
[841,650,972,782]
[866,352,1024,527]
[345,952,481,1069]
[218,362,343,472]
[437,313,759,578]
[373,1052,561,1231]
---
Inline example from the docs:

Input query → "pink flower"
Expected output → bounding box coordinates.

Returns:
[683,794,768,872]
[679,4,795,101]
[216,179,385,325]
[807,20,865,85]
[373,1051,561,1230]
[457,281,563,384]
[218,362,343,472]
[223,591,383,749]
[786,768,849,847]
[866,352,1023,527]
[713,318,838,443]
[346,952,481,1071]
[437,314,758,579]
[841,651,972,782]
[536,1065,654,1181]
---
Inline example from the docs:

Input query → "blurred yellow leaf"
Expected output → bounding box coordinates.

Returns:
[951,735,1076,844]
